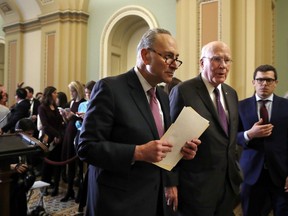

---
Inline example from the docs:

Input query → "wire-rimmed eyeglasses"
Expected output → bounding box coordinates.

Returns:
[203,56,233,65]
[147,48,183,68]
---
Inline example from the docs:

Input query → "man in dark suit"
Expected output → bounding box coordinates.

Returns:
[237,64,288,216]
[24,86,40,138]
[0,88,31,134]
[76,28,201,216]
[170,41,243,216]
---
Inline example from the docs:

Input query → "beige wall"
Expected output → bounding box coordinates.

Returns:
[0,0,285,101]
[176,0,275,100]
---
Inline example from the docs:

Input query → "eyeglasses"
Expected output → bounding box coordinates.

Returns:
[147,48,183,68]
[255,78,276,85]
[203,56,233,65]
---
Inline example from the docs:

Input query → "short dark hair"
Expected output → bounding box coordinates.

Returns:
[57,92,68,108]
[16,88,28,99]
[253,64,277,80]
[85,80,96,92]
[25,86,34,94]
[15,118,36,132]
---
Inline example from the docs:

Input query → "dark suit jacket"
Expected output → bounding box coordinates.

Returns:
[169,74,242,209]
[2,99,31,133]
[237,94,288,187]
[77,69,176,216]
[30,98,40,116]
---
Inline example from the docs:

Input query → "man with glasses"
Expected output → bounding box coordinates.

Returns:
[237,64,288,216]
[76,28,200,216]
[170,41,243,216]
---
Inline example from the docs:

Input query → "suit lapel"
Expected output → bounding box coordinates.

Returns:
[196,76,232,138]
[270,95,280,123]
[196,75,219,123]
[221,85,234,137]
[126,70,160,139]
[156,86,170,132]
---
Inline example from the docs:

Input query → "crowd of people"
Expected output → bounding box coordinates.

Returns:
[0,81,96,215]
[1,27,288,216]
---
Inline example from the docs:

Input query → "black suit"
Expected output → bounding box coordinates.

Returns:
[169,74,242,216]
[30,98,40,116]
[2,99,30,133]
[77,69,176,216]
[30,98,40,138]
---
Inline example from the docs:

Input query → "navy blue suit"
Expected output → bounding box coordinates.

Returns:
[238,94,288,216]
[76,69,176,216]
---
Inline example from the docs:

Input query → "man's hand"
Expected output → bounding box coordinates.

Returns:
[246,119,273,139]
[11,163,28,173]
[0,128,3,135]
[181,138,201,160]
[134,140,173,163]
[165,186,178,211]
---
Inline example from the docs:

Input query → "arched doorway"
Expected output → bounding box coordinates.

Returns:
[100,5,158,78]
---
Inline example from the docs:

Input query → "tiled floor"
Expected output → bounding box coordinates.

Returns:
[27,182,272,216]
[28,183,83,216]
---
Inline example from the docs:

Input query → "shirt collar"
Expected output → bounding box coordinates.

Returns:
[201,73,222,95]
[134,66,153,93]
[255,94,274,102]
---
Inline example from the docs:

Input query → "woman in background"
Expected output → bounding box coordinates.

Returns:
[74,80,96,211]
[38,86,64,196]
[60,81,85,202]
[56,91,68,182]
[56,92,68,109]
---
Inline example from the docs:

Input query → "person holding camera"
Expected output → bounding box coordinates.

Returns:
[9,118,37,216]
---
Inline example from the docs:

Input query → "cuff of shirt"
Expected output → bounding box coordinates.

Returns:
[244,131,250,142]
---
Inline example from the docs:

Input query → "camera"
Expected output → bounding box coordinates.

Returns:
[17,166,36,192]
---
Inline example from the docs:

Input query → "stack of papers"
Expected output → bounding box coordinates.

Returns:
[153,106,209,171]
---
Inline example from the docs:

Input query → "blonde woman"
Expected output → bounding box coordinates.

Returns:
[60,81,85,202]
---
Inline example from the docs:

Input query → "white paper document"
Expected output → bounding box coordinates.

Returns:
[153,106,209,171]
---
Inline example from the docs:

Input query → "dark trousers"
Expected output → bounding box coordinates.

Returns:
[241,169,288,216]
[178,178,237,216]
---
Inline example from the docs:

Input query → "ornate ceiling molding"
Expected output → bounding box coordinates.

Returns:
[3,10,89,34]
[0,2,13,15]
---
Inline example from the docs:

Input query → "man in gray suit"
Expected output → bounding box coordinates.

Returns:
[76,28,201,216]
[170,41,243,216]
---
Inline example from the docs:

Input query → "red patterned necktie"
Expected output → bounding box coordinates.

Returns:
[260,100,269,124]
[214,88,228,135]
[148,88,164,137]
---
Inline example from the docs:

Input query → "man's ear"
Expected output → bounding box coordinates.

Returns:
[200,58,204,68]
[141,48,151,65]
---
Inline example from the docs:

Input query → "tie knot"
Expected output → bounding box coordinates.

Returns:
[259,100,269,105]
[148,88,156,98]
[214,88,220,98]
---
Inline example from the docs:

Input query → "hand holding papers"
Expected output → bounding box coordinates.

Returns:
[153,106,209,171]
